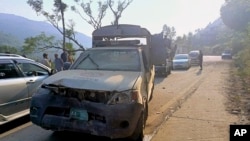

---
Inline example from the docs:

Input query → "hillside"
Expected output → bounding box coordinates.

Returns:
[0,13,92,49]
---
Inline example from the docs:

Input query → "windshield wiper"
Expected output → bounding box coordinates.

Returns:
[83,54,99,69]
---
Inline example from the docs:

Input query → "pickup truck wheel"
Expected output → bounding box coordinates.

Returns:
[128,101,147,141]
[168,67,171,74]
[127,113,144,141]
[162,72,167,77]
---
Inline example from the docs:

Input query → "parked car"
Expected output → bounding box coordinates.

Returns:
[172,54,191,70]
[188,50,200,65]
[221,49,232,59]
[0,53,54,125]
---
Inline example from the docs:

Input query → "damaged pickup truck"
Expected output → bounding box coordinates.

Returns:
[29,24,155,140]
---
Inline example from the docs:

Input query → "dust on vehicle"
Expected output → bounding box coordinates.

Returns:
[29,24,155,141]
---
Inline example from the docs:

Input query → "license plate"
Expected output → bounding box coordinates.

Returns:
[70,108,88,121]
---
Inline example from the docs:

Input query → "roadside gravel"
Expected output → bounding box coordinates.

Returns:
[225,63,250,125]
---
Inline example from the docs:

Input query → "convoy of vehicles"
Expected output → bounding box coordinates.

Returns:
[0,53,53,125]
[29,24,155,140]
[151,33,177,77]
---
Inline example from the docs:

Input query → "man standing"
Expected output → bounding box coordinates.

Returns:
[199,50,203,70]
[54,53,64,72]
[41,53,51,68]
[61,49,68,63]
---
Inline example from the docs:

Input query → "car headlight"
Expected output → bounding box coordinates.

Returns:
[107,90,139,105]
[40,84,66,95]
[35,87,51,95]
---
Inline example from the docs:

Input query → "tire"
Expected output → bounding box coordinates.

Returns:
[128,101,148,141]
[162,72,167,77]
[127,113,143,141]
[167,67,171,75]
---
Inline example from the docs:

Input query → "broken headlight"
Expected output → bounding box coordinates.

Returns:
[107,90,139,105]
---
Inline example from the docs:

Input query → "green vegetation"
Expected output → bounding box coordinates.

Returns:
[220,0,250,82]
[0,45,19,54]
[0,32,22,54]
[27,0,133,52]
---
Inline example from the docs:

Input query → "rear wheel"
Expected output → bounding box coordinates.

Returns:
[167,66,171,75]
[162,72,167,77]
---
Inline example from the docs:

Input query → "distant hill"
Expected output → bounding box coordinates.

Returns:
[0,31,22,47]
[0,13,92,49]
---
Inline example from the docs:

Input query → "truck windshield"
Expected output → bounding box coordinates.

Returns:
[75,49,141,71]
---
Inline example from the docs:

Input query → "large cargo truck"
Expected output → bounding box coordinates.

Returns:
[151,33,177,77]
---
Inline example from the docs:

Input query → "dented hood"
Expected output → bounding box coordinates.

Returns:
[43,70,141,91]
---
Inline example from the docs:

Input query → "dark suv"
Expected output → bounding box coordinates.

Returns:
[188,50,200,65]
[221,50,232,59]
[0,53,53,125]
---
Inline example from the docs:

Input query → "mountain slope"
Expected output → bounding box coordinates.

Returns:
[0,13,91,49]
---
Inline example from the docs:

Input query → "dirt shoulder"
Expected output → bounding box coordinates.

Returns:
[150,60,245,141]
[225,63,250,125]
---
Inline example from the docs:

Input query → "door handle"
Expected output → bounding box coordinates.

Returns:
[26,80,35,84]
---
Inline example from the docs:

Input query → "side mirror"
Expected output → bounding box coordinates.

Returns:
[49,69,56,75]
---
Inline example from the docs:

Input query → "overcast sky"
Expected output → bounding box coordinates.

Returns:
[0,0,225,37]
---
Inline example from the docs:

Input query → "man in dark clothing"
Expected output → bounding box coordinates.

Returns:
[199,50,203,70]
[54,53,64,72]
[61,49,68,63]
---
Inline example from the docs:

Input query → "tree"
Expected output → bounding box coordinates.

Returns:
[108,0,133,25]
[21,32,78,56]
[27,0,85,50]
[21,32,59,55]
[162,24,176,40]
[71,0,133,29]
[71,0,108,29]
[27,0,134,53]
[220,0,250,31]
[0,45,18,54]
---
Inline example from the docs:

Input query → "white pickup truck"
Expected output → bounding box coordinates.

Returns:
[29,24,155,141]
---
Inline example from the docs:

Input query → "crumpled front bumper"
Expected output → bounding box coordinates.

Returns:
[30,92,143,139]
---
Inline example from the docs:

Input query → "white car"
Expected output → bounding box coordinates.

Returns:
[0,53,54,125]
[172,54,191,70]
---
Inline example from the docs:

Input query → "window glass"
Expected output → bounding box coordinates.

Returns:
[18,63,49,76]
[0,63,20,79]
[189,51,199,57]
[75,49,141,71]
[174,54,188,60]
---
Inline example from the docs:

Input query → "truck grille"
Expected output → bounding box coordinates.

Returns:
[57,88,113,104]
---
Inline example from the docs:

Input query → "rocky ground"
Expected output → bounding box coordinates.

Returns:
[225,64,250,124]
